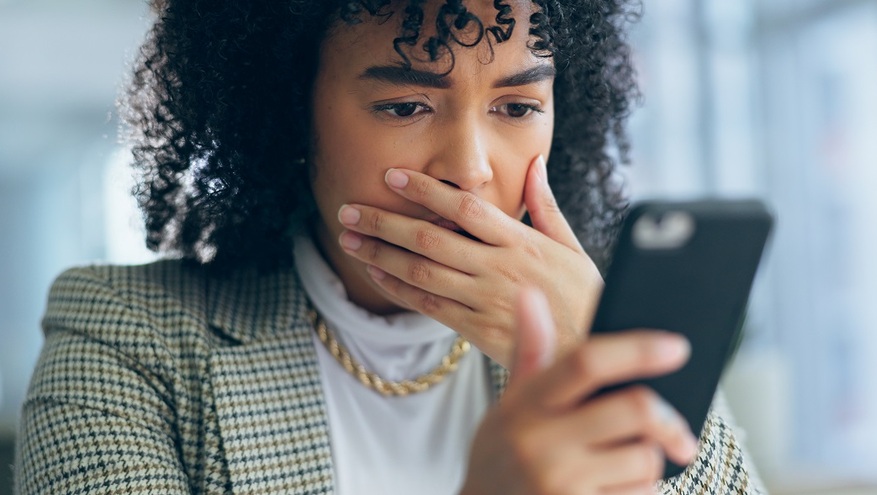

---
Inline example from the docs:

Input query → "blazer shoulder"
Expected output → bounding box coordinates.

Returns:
[45,259,309,347]
[49,259,196,294]
[43,260,210,346]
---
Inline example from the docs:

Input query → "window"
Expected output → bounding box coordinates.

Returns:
[103,148,158,265]
[629,0,877,486]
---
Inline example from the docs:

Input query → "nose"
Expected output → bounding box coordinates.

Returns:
[423,115,493,192]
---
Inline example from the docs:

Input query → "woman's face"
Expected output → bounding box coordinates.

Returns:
[310,1,554,313]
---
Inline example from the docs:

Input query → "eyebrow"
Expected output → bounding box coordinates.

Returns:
[493,64,556,88]
[358,64,556,89]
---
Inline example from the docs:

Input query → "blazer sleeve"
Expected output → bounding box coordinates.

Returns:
[14,266,192,495]
[658,390,768,495]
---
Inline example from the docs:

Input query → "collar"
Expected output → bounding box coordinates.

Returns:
[202,263,308,344]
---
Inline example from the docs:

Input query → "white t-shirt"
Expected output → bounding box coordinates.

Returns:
[294,236,492,495]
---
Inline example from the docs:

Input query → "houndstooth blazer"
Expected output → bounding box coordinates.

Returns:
[15,261,764,494]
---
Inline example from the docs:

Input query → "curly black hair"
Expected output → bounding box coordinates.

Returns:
[123,0,641,271]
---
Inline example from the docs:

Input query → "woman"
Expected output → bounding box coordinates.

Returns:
[15,0,763,494]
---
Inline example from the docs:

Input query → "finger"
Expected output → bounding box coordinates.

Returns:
[519,385,698,473]
[367,261,519,365]
[558,386,699,465]
[339,230,477,304]
[509,287,557,388]
[384,168,518,246]
[587,442,664,489]
[519,331,691,410]
[570,385,694,453]
[338,203,482,274]
[365,263,475,322]
[523,155,585,254]
[601,479,661,495]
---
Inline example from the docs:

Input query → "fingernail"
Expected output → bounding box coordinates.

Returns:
[654,397,679,426]
[338,204,361,226]
[386,169,409,189]
[526,287,554,338]
[339,231,362,251]
[685,433,700,459]
[367,265,386,281]
[654,397,698,459]
[536,155,547,183]
[525,287,556,367]
[657,334,691,362]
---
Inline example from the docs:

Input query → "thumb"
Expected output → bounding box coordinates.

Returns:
[523,155,584,253]
[509,287,557,388]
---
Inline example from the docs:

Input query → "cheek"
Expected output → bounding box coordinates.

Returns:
[310,96,405,213]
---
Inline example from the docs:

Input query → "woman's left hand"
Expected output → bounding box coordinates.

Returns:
[337,155,605,368]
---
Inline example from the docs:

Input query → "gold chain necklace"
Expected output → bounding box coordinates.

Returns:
[308,309,471,397]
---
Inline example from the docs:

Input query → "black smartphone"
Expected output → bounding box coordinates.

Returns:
[589,199,773,479]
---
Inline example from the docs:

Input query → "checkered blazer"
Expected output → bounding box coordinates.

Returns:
[15,261,764,494]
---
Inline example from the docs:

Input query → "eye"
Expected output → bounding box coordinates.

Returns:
[491,102,544,119]
[373,102,432,119]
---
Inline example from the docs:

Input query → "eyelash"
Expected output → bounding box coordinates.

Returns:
[373,102,432,118]
[492,103,544,119]
[372,102,544,120]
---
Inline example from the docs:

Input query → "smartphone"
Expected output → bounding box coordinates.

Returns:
[589,199,773,479]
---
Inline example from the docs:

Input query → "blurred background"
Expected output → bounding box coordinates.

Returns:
[0,0,876,493]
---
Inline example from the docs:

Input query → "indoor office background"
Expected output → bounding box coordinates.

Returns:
[0,0,875,494]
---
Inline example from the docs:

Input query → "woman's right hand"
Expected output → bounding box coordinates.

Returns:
[459,288,699,495]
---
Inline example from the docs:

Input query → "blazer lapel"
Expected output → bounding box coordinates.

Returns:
[206,266,335,494]
[202,263,510,494]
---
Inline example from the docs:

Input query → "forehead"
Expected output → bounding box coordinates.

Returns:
[321,0,545,77]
